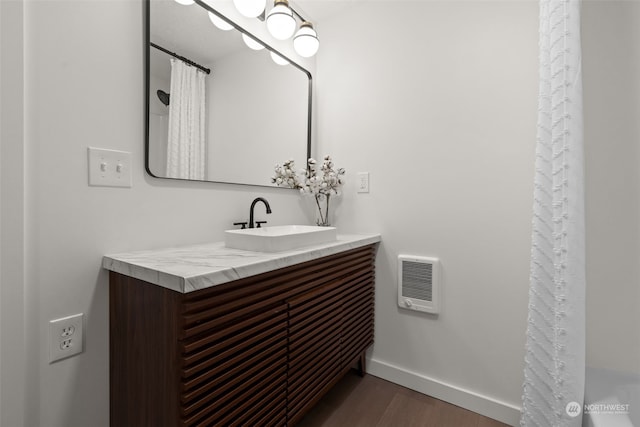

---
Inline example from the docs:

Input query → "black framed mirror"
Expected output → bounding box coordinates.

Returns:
[145,0,312,186]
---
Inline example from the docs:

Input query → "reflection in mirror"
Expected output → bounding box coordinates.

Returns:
[146,0,311,186]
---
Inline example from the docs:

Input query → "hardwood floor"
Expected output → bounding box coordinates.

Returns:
[296,371,511,427]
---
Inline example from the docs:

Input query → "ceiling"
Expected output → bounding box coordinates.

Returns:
[292,0,360,23]
[151,0,244,66]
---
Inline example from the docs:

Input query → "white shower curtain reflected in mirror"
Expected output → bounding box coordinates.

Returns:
[166,58,206,180]
[521,1,585,426]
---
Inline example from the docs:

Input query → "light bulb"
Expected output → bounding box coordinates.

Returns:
[293,22,319,57]
[270,51,290,66]
[208,12,233,31]
[233,0,266,18]
[266,0,296,41]
[174,0,194,5]
[242,34,265,50]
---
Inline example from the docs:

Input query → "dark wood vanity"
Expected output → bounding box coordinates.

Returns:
[109,244,376,426]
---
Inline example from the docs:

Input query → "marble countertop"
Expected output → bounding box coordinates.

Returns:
[102,233,381,293]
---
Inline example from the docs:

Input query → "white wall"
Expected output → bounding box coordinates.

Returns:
[316,1,640,425]
[13,0,312,425]
[1,0,26,425]
[316,2,538,423]
[207,48,308,183]
[582,1,640,375]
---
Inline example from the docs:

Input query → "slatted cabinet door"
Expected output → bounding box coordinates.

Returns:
[287,281,344,425]
[179,302,288,426]
[341,268,375,371]
[286,245,377,426]
[179,279,290,427]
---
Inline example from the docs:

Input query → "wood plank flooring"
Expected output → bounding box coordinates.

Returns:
[296,371,511,427]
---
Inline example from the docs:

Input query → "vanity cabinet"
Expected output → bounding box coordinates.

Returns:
[110,244,376,427]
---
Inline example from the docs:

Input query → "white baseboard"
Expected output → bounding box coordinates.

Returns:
[367,358,522,426]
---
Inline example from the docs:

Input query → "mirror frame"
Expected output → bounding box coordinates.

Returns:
[144,0,313,187]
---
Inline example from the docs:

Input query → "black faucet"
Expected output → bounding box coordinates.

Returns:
[249,197,272,229]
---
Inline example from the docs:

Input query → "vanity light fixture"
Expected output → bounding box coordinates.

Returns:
[232,0,320,58]
[266,0,296,40]
[233,0,267,18]
[270,51,290,66]
[242,34,265,50]
[208,12,233,31]
[293,21,319,57]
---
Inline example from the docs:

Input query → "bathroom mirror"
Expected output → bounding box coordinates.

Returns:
[145,0,311,186]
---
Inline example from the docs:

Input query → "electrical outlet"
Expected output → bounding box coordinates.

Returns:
[61,325,75,337]
[357,172,370,193]
[49,313,84,363]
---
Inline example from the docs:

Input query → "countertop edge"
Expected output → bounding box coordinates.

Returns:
[102,234,381,293]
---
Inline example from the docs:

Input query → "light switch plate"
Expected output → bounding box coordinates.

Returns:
[88,147,132,188]
[357,172,370,193]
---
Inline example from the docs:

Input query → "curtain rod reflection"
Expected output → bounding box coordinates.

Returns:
[150,42,211,75]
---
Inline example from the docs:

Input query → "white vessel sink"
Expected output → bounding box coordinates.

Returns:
[225,225,337,253]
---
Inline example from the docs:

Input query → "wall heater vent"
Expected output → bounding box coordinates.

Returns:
[398,255,440,314]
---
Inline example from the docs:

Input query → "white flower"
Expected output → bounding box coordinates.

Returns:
[272,155,345,199]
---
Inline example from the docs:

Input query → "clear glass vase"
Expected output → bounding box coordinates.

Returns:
[315,194,331,227]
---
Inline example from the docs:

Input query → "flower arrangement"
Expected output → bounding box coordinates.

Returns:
[272,156,346,226]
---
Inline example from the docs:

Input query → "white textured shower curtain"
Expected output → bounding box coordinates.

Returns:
[166,58,206,180]
[521,1,585,426]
